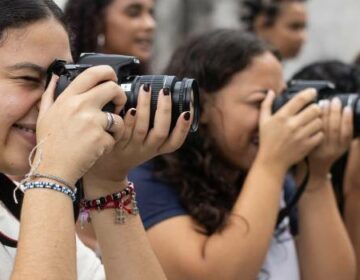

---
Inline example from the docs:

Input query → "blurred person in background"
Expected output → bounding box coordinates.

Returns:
[65,0,156,74]
[292,60,360,280]
[240,0,307,60]
[129,29,356,280]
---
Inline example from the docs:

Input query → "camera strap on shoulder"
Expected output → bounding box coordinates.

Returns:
[276,158,310,229]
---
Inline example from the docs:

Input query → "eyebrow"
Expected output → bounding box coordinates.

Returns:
[6,62,47,77]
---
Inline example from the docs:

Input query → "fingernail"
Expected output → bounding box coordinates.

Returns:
[319,100,330,108]
[143,83,150,92]
[163,88,170,96]
[184,111,191,121]
[332,97,341,106]
[344,106,352,114]
[130,108,137,116]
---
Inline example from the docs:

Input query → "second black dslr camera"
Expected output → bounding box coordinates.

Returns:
[47,53,200,133]
[272,80,360,137]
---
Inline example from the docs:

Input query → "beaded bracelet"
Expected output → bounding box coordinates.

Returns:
[22,181,77,202]
[29,172,75,191]
[79,181,139,225]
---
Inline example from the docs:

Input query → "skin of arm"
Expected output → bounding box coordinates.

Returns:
[344,139,360,280]
[81,85,192,280]
[142,90,324,280]
[296,99,356,280]
[12,186,77,280]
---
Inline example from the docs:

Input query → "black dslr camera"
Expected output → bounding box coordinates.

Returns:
[272,80,360,137]
[47,53,200,132]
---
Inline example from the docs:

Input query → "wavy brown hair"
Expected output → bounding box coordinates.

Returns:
[240,0,307,31]
[152,29,276,235]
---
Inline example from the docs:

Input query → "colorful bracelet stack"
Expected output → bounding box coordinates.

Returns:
[79,181,139,225]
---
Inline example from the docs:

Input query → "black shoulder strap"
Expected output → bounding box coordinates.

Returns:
[0,173,23,220]
[0,173,22,247]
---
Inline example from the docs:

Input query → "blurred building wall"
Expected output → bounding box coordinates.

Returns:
[55,0,360,78]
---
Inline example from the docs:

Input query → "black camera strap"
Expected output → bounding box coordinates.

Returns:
[276,158,310,228]
[0,173,22,247]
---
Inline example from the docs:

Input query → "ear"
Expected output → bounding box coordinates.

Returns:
[254,14,269,35]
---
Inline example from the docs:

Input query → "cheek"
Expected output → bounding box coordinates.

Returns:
[221,108,260,144]
[0,88,37,127]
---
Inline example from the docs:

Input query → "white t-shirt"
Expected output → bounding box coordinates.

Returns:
[258,198,300,280]
[0,201,105,280]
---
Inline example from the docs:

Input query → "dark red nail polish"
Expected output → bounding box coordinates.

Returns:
[163,87,170,96]
[130,109,137,116]
[143,83,150,92]
[184,111,191,121]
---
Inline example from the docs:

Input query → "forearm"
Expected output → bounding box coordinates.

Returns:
[199,158,286,279]
[344,189,360,280]
[297,176,356,280]
[84,177,167,280]
[12,188,76,280]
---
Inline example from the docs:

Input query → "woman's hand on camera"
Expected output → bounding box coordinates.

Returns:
[308,98,353,177]
[35,66,126,186]
[84,85,192,196]
[257,89,324,172]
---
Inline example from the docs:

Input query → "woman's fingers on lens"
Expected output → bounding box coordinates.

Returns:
[291,103,321,128]
[159,111,191,153]
[133,84,151,143]
[319,100,330,140]
[84,81,126,109]
[308,131,325,149]
[145,88,172,148]
[64,65,117,96]
[300,118,323,139]
[278,89,317,117]
[38,74,59,120]
[104,113,125,141]
[328,98,342,144]
[341,106,353,145]
[118,108,137,148]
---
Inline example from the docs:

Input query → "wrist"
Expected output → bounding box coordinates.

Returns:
[253,155,287,179]
[254,153,288,178]
[83,174,129,199]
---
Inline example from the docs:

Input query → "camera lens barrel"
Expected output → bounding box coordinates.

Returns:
[120,75,199,133]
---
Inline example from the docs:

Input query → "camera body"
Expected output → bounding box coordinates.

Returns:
[272,80,360,136]
[48,53,200,132]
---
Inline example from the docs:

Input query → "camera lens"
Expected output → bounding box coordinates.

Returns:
[120,75,200,133]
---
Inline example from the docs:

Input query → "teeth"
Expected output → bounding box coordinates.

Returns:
[14,124,35,133]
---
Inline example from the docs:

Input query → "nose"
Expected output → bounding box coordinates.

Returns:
[143,13,156,32]
[298,29,307,45]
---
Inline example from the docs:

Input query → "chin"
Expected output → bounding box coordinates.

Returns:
[1,158,30,177]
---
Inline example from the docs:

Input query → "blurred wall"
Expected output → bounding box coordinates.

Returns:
[285,0,360,79]
[55,0,360,78]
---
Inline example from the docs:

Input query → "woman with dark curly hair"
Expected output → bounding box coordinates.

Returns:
[130,29,356,279]
[240,0,308,59]
[64,0,155,72]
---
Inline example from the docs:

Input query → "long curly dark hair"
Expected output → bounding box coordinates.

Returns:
[152,29,275,235]
[240,0,307,31]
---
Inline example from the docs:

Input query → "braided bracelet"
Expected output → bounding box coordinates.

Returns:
[79,181,139,225]
[22,181,77,202]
